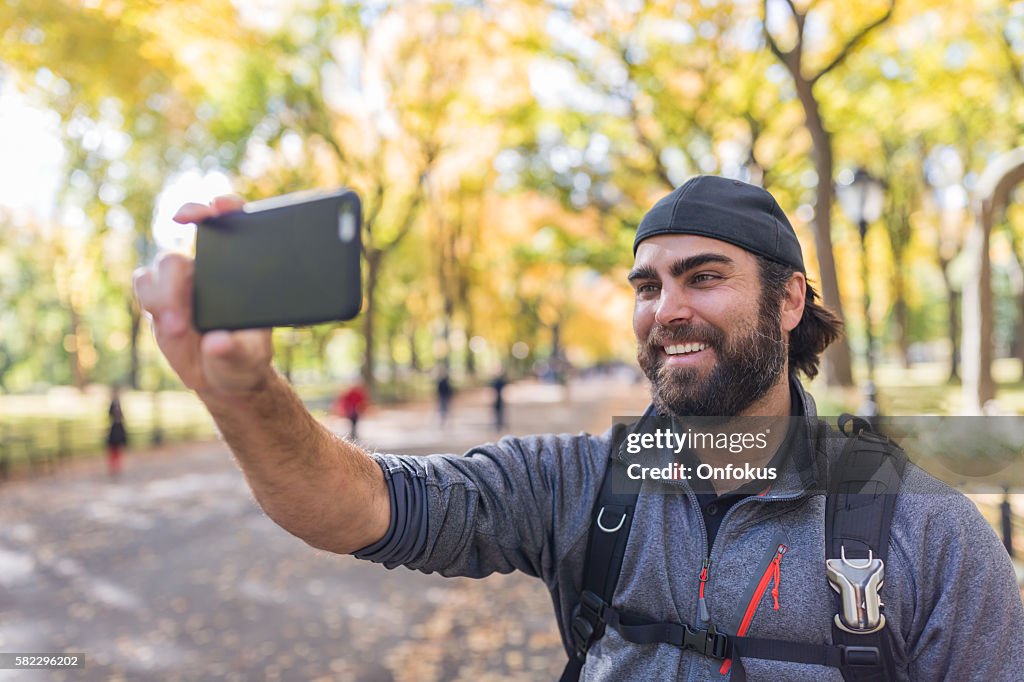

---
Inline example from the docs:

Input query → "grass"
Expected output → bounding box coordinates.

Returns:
[805,358,1024,416]
[0,377,431,474]
[0,388,218,472]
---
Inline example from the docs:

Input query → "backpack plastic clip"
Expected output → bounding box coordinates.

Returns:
[570,590,606,658]
[682,624,730,660]
[826,547,886,634]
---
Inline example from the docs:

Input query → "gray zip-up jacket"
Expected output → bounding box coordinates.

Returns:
[358,381,1024,680]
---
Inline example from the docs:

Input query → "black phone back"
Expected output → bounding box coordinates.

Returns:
[193,189,362,331]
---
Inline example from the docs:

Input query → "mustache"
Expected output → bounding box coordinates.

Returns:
[644,323,724,349]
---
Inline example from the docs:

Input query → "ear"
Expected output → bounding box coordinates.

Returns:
[780,272,806,333]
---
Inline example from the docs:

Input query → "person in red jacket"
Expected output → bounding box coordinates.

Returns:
[333,383,369,439]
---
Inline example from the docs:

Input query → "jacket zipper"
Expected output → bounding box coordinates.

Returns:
[719,543,787,675]
[681,485,803,682]
[697,557,711,623]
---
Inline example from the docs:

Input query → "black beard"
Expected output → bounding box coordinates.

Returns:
[637,300,786,417]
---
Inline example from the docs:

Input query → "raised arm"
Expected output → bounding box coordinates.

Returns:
[132,196,389,554]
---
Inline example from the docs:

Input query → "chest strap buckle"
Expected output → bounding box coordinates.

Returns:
[683,624,730,659]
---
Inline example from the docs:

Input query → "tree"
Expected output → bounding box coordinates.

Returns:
[762,0,895,386]
[0,0,243,388]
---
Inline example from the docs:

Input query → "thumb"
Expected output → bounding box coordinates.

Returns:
[199,329,274,394]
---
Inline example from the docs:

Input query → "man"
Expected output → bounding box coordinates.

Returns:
[134,177,1023,680]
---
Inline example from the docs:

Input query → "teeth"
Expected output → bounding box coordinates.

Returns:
[666,343,706,355]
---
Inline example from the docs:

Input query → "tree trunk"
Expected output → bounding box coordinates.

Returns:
[1016,291,1024,366]
[282,341,294,383]
[792,76,854,387]
[886,198,914,371]
[938,262,960,383]
[313,327,332,382]
[362,251,383,392]
[893,280,911,369]
[128,299,141,389]
[948,289,961,383]
[68,305,86,390]
[408,325,420,372]
[463,290,477,378]
[387,326,400,384]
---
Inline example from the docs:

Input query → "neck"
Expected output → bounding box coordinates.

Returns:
[697,370,794,494]
[737,370,793,419]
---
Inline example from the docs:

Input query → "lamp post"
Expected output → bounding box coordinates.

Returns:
[838,168,886,389]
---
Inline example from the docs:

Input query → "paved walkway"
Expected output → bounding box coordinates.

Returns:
[0,377,650,682]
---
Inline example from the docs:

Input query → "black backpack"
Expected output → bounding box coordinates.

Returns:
[561,414,907,682]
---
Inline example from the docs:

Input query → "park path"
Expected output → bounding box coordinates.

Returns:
[0,376,650,682]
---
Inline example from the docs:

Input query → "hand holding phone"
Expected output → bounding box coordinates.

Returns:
[133,195,274,397]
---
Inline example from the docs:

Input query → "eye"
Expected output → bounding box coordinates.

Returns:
[635,283,660,295]
[692,273,721,284]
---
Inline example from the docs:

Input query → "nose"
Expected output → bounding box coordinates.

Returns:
[653,283,695,327]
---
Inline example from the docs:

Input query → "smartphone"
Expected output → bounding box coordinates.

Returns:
[192,189,362,332]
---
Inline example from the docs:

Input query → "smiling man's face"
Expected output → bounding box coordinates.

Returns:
[630,234,788,417]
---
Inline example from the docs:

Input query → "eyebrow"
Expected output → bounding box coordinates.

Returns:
[627,253,736,283]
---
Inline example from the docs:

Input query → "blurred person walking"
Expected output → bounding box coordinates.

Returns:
[334,383,369,439]
[106,385,128,479]
[492,369,507,432]
[437,370,453,428]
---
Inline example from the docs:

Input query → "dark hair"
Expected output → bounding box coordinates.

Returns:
[757,256,843,380]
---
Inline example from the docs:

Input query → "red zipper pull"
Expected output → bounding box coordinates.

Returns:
[698,557,711,623]
[770,545,787,611]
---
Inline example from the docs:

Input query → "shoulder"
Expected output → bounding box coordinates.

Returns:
[885,462,1017,630]
[890,462,999,557]
[814,424,1004,573]
[819,427,998,553]
[884,464,1024,676]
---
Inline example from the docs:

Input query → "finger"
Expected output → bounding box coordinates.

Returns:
[150,253,195,336]
[132,266,156,313]
[211,195,245,214]
[172,195,245,224]
[202,329,270,361]
[200,329,274,391]
[134,255,205,390]
[173,202,217,224]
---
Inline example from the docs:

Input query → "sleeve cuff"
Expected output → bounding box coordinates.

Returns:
[353,459,428,567]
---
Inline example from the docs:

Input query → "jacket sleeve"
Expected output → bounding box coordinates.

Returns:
[895,478,1024,681]
[356,432,609,587]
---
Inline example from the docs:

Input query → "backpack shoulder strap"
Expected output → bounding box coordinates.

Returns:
[825,414,908,682]
[559,423,643,682]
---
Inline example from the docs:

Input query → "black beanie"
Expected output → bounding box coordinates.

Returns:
[633,176,805,273]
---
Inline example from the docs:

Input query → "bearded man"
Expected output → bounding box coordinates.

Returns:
[134,176,1023,680]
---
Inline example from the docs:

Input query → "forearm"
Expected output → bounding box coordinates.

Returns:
[199,370,390,554]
